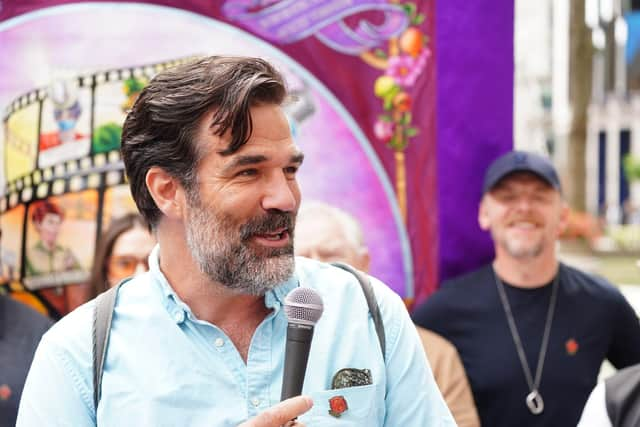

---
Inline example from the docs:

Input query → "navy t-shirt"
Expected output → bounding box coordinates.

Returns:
[0,295,52,427]
[412,263,640,427]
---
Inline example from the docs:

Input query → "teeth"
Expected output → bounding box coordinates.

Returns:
[513,222,535,229]
[263,233,283,241]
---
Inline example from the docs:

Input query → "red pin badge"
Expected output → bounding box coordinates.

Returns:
[0,384,12,401]
[566,338,579,355]
[328,395,348,418]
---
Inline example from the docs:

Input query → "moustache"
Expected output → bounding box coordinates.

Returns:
[239,211,295,240]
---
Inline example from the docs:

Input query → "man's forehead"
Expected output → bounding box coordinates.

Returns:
[221,139,302,160]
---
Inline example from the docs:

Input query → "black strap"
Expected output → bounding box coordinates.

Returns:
[92,280,126,412]
[331,262,386,359]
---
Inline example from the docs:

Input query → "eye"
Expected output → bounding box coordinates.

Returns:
[533,193,551,203]
[494,191,514,202]
[236,169,258,177]
[284,166,299,176]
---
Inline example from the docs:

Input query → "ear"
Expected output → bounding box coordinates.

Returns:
[357,248,371,274]
[145,167,187,221]
[478,197,491,230]
[557,201,570,236]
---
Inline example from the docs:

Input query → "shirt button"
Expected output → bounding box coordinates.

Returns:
[173,311,184,323]
[251,398,260,407]
[214,338,224,348]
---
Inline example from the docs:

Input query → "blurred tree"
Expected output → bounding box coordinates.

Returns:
[623,155,640,182]
[566,0,593,210]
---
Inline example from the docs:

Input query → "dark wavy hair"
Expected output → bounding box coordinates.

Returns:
[89,213,149,297]
[120,56,288,228]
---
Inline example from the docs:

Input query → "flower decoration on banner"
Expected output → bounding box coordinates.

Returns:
[361,2,429,223]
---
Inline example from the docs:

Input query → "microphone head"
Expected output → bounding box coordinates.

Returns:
[283,287,324,326]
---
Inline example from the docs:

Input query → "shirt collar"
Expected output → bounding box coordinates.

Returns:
[148,245,299,324]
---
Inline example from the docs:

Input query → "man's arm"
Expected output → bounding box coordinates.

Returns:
[16,334,95,426]
[374,279,456,426]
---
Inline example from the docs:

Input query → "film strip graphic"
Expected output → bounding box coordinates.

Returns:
[0,151,125,214]
[2,57,195,121]
[1,56,196,214]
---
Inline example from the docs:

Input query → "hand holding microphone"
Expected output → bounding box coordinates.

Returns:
[239,287,323,427]
[237,396,312,427]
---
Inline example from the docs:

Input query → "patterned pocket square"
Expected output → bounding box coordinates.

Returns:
[331,368,373,389]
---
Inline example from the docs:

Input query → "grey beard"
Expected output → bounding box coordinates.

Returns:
[501,237,544,259]
[185,194,295,296]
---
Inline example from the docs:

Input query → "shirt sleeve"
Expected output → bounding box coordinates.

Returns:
[576,382,612,427]
[374,279,456,426]
[16,334,95,427]
[607,289,640,368]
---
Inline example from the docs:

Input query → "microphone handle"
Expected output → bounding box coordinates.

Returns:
[280,323,314,401]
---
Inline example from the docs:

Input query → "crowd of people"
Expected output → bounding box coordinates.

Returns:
[1,55,639,426]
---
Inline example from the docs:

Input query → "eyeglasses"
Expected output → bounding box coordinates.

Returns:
[107,255,149,281]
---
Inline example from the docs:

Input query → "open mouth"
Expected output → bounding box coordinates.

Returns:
[507,221,541,233]
[252,228,290,246]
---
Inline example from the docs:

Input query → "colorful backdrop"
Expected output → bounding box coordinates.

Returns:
[0,0,513,312]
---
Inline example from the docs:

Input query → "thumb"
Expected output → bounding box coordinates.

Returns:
[239,396,313,427]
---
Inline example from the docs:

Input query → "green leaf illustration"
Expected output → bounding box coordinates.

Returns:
[374,48,388,59]
[92,123,123,154]
[123,77,146,96]
[402,2,417,19]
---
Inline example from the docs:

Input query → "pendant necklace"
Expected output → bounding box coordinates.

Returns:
[493,268,559,416]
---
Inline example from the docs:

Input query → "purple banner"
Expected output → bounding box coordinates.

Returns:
[223,0,409,54]
[0,0,515,309]
[435,0,515,290]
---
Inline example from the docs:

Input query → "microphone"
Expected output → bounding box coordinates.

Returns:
[281,287,324,401]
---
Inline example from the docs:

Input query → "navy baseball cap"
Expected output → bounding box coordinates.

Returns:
[482,151,561,194]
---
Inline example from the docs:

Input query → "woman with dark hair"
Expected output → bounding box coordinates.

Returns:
[89,213,155,296]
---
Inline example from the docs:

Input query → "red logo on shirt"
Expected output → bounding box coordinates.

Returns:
[566,338,579,355]
[328,395,348,417]
[0,384,11,400]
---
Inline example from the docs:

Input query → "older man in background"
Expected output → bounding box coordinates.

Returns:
[296,200,480,427]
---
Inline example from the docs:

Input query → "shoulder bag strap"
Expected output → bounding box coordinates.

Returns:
[92,280,127,413]
[330,262,386,360]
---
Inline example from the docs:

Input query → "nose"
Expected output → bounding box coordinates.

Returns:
[515,196,533,211]
[261,172,298,213]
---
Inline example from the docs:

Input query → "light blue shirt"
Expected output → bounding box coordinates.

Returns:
[17,246,454,426]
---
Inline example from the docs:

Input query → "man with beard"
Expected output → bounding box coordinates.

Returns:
[16,56,454,427]
[413,150,640,427]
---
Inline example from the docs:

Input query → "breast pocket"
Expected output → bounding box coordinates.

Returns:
[302,384,380,426]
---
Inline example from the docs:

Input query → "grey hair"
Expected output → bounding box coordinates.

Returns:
[296,201,366,251]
